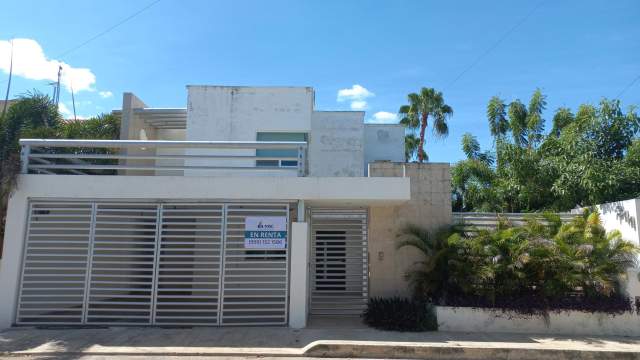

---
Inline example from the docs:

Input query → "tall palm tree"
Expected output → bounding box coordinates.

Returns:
[399,87,453,162]
[404,133,427,162]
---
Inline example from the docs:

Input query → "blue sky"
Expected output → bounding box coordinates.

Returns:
[1,0,638,163]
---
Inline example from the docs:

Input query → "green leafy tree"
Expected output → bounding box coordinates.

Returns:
[0,91,120,247]
[487,96,509,140]
[399,87,453,162]
[59,113,120,140]
[454,90,640,212]
[452,134,497,211]
[1,91,61,160]
[0,91,61,253]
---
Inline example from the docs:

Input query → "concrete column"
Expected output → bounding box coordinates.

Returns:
[120,93,158,175]
[289,221,309,328]
[0,187,29,329]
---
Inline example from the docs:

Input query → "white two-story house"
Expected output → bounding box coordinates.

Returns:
[0,86,452,329]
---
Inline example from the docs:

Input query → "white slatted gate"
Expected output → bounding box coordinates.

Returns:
[221,204,289,325]
[16,201,289,326]
[17,203,93,325]
[310,209,369,315]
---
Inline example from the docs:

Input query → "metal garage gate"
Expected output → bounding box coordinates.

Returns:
[16,201,289,326]
[309,208,368,315]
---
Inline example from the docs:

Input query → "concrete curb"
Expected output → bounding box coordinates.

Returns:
[302,341,640,360]
[6,341,640,360]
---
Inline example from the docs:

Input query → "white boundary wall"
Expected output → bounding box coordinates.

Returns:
[573,198,640,301]
[437,306,640,336]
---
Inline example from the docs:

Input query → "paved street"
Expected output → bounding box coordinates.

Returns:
[3,357,374,360]
[2,323,640,360]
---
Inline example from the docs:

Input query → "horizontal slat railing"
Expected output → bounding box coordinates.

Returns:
[19,139,307,176]
[453,212,578,232]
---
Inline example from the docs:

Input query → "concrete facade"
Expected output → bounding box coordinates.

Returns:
[367,162,452,297]
[363,125,405,176]
[309,111,365,177]
[115,86,405,176]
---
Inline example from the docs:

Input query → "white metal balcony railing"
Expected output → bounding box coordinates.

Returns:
[19,139,308,176]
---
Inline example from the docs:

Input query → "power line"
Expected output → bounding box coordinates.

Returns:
[616,74,640,99]
[56,0,162,59]
[445,1,546,90]
[0,0,162,87]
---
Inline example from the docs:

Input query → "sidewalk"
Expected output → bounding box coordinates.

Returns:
[1,318,640,359]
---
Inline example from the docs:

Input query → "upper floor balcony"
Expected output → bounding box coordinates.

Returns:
[19,139,308,177]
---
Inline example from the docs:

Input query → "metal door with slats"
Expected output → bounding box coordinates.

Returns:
[16,200,289,326]
[154,204,223,325]
[220,204,289,326]
[17,202,93,325]
[310,208,368,315]
[86,203,159,324]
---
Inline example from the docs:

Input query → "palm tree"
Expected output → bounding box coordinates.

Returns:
[397,225,455,302]
[404,133,427,162]
[399,87,453,162]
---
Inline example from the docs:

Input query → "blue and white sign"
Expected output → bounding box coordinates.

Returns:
[244,216,288,249]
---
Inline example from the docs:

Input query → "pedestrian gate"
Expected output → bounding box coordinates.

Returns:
[16,201,289,326]
[310,209,368,315]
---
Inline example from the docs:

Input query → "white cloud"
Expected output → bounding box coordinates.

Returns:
[99,90,113,98]
[57,103,87,119]
[350,101,367,110]
[0,38,96,93]
[367,111,398,124]
[58,103,72,117]
[337,84,374,111]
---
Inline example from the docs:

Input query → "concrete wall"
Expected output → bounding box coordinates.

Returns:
[363,125,405,176]
[186,86,314,141]
[437,306,640,336]
[309,112,365,177]
[119,93,158,175]
[289,222,309,328]
[592,198,640,302]
[367,162,452,297]
[185,86,313,174]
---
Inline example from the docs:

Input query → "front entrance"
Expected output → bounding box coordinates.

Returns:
[16,201,290,326]
[309,208,368,315]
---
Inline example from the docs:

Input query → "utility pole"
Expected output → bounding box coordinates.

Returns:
[1,39,14,119]
[53,65,62,107]
[71,83,77,121]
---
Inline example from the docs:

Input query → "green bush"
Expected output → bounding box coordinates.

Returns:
[363,297,437,331]
[398,209,639,314]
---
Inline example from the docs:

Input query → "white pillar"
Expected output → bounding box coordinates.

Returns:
[0,188,29,329]
[289,221,309,328]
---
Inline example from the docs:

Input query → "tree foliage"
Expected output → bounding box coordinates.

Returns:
[0,91,120,247]
[399,87,452,162]
[399,210,639,313]
[452,90,640,212]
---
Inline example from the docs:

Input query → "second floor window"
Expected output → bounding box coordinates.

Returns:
[256,132,307,168]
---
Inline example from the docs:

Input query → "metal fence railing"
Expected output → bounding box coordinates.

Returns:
[453,212,578,232]
[19,139,308,176]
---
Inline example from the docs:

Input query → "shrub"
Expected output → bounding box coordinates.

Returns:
[399,209,640,315]
[363,297,437,331]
